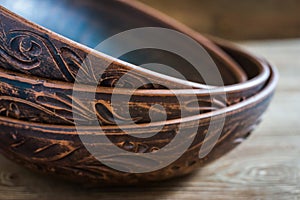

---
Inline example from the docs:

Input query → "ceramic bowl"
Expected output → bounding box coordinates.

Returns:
[0,62,278,185]
[0,0,278,186]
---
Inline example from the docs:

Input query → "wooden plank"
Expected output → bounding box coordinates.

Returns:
[0,40,298,199]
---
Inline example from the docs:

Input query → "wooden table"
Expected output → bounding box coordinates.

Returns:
[0,40,297,199]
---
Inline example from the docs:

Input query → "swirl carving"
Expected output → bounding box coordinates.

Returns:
[0,14,193,89]
[0,15,160,88]
[0,76,226,126]
[0,18,76,81]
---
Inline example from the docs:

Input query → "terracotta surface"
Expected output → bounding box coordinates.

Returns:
[0,64,277,185]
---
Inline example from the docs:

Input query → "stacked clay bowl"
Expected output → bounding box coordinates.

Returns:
[0,0,278,185]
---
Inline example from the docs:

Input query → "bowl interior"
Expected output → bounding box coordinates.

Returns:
[1,0,246,85]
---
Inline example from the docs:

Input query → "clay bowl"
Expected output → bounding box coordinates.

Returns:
[0,40,270,125]
[0,0,278,186]
[0,62,278,185]
[0,0,248,89]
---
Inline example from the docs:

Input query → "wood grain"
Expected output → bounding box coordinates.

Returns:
[0,40,296,199]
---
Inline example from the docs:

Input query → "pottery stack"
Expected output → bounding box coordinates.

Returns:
[0,0,278,185]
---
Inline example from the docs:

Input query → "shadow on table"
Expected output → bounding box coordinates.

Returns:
[0,155,198,200]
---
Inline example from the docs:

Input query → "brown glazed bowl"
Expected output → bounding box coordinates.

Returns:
[0,0,249,89]
[0,40,270,125]
[0,0,278,186]
[0,63,278,185]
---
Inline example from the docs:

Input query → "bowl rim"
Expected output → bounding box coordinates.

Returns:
[0,62,278,132]
[0,39,270,96]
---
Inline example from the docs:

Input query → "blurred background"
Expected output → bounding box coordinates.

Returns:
[140,0,300,40]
